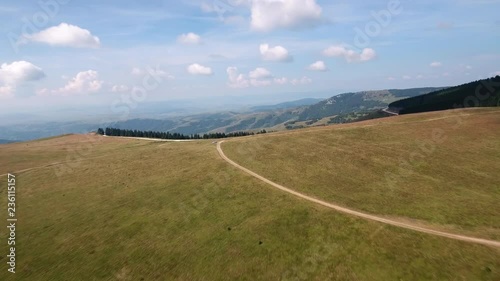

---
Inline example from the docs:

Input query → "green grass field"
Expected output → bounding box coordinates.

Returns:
[223,108,500,240]
[0,108,499,280]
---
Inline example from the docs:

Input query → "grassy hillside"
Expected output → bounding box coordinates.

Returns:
[389,76,500,114]
[1,128,499,280]
[223,108,500,239]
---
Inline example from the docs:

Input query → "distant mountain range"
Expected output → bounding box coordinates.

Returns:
[0,88,447,141]
[250,98,324,111]
[108,88,444,134]
[8,84,485,141]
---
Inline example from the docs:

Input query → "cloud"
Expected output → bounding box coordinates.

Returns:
[111,85,129,93]
[307,60,328,71]
[491,71,500,77]
[0,61,45,84]
[323,45,376,63]
[430,61,442,68]
[149,68,175,80]
[291,76,312,85]
[21,23,100,48]
[226,66,249,88]
[187,63,213,75]
[250,0,323,32]
[227,67,250,88]
[0,61,45,98]
[131,67,144,76]
[402,75,411,80]
[38,70,103,96]
[274,77,288,85]
[387,76,396,81]
[227,67,274,88]
[177,33,202,45]
[260,44,293,62]
[249,67,272,79]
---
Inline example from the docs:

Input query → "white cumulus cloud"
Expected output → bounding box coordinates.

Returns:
[177,33,202,45]
[227,67,250,88]
[0,61,45,84]
[131,67,144,76]
[251,0,323,32]
[307,60,328,71]
[323,45,376,63]
[38,70,103,96]
[249,67,272,79]
[227,67,274,88]
[0,61,45,98]
[22,23,100,48]
[187,63,213,75]
[274,77,288,85]
[260,44,292,62]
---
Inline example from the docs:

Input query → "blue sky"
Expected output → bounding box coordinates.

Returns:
[0,0,499,117]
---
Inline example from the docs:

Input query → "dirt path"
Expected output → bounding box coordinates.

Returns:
[217,141,500,248]
[382,107,399,116]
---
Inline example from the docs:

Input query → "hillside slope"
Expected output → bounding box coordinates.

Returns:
[389,76,500,114]
[1,126,499,280]
[223,108,500,240]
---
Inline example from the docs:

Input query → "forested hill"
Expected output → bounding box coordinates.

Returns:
[389,76,500,115]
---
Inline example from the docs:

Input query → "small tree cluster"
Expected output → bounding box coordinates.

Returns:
[96,127,263,140]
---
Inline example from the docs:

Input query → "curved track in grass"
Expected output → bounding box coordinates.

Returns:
[217,141,500,248]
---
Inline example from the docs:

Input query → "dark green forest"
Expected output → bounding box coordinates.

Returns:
[389,76,500,114]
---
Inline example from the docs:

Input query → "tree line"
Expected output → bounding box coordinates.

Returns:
[96,127,267,140]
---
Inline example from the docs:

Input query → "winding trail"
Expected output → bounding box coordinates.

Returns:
[217,141,500,248]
